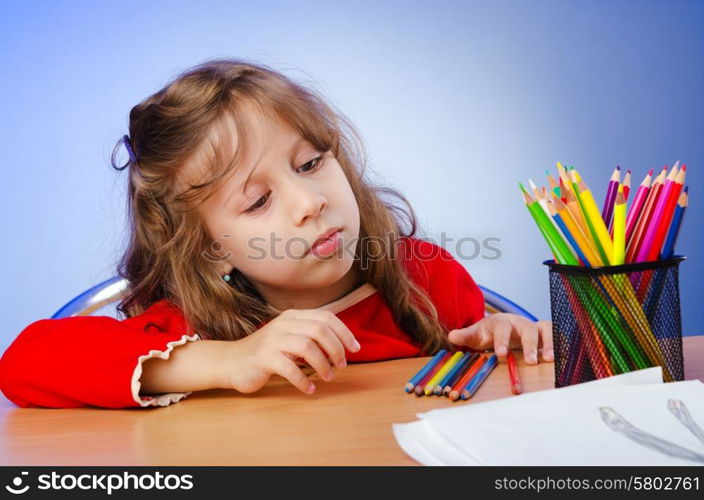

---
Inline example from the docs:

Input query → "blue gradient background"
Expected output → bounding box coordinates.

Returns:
[1,0,702,352]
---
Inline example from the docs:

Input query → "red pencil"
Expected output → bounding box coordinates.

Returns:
[448,355,487,401]
[413,352,451,397]
[638,165,686,262]
[622,169,632,201]
[507,351,522,395]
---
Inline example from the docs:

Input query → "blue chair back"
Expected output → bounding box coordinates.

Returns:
[52,277,537,321]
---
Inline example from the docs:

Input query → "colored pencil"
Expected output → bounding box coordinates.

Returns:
[562,181,597,250]
[556,162,576,199]
[622,169,632,201]
[435,352,474,395]
[571,171,614,265]
[460,354,499,400]
[507,351,522,394]
[404,349,447,393]
[442,353,478,395]
[423,351,464,395]
[414,351,451,396]
[547,169,560,197]
[626,167,667,263]
[549,201,589,267]
[552,196,603,266]
[661,187,688,259]
[521,186,579,265]
[612,185,627,265]
[602,165,621,230]
[637,165,686,263]
[625,168,653,245]
[448,355,487,401]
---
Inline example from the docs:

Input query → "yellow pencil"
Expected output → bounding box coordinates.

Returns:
[570,169,614,265]
[424,351,464,395]
[612,185,626,265]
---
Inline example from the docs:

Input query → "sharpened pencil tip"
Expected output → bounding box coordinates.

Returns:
[648,168,654,175]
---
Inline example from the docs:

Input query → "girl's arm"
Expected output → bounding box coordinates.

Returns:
[0,300,200,409]
[139,339,230,394]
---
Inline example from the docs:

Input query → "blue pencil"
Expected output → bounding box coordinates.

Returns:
[434,352,471,395]
[552,212,591,267]
[442,352,479,396]
[404,349,447,393]
[661,186,687,259]
[460,354,498,400]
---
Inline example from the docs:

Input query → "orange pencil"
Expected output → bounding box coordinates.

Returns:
[448,355,487,401]
[507,351,522,394]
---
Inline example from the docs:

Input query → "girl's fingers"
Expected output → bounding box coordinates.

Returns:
[313,310,361,353]
[538,320,554,361]
[515,317,539,365]
[449,321,494,351]
[287,334,335,382]
[273,355,316,395]
[298,320,347,369]
[491,318,513,359]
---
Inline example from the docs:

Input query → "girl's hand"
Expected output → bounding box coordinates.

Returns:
[220,309,361,395]
[448,313,554,365]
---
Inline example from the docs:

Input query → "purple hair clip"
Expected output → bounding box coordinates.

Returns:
[112,134,138,171]
[123,134,137,163]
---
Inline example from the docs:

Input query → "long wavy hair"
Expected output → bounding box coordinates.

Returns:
[110,58,452,355]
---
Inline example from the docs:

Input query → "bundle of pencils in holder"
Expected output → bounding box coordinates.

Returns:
[521,162,688,387]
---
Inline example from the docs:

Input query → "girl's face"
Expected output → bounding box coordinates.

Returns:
[191,106,361,306]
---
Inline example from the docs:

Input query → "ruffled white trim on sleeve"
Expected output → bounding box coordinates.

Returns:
[131,333,201,407]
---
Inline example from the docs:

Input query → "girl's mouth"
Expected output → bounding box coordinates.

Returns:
[310,230,342,257]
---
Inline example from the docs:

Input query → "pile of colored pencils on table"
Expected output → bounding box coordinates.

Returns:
[519,162,689,385]
[404,350,522,401]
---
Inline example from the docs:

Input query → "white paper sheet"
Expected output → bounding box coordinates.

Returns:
[393,367,704,466]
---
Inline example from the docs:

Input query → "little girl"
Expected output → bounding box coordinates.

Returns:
[0,59,553,409]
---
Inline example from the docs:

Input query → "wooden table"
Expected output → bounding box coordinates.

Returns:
[2,336,702,466]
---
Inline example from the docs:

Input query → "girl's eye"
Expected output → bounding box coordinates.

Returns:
[246,193,269,213]
[296,155,324,174]
[245,156,324,213]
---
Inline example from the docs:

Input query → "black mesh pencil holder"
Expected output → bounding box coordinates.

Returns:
[544,256,685,388]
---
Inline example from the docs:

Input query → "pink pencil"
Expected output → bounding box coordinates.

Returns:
[625,168,653,245]
[636,163,681,262]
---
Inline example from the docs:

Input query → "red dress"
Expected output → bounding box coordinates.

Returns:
[0,237,485,408]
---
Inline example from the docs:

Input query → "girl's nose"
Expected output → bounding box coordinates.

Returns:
[287,178,328,224]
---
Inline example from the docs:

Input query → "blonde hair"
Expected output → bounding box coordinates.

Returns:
[110,58,452,354]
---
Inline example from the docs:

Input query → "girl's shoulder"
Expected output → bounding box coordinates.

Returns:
[397,235,469,285]
[120,297,191,334]
[398,235,485,329]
